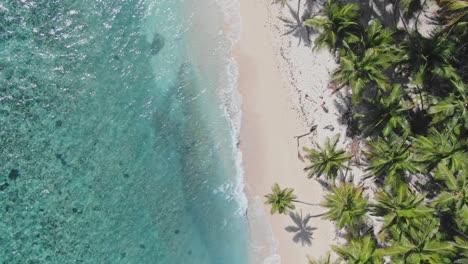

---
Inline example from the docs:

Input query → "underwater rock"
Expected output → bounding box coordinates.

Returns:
[0,182,9,191]
[151,33,165,55]
[55,120,63,127]
[123,173,130,178]
[174,229,180,234]
[8,169,19,180]
[139,244,146,249]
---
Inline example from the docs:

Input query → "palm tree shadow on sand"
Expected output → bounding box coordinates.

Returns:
[285,210,317,246]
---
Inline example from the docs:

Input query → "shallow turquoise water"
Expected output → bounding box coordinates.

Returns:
[0,0,247,263]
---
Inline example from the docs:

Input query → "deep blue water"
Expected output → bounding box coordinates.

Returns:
[0,0,247,263]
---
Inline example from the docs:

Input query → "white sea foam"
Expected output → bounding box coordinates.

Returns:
[216,0,281,263]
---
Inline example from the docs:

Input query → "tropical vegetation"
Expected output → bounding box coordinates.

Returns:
[268,0,468,262]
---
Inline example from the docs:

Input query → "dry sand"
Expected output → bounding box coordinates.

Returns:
[233,0,351,263]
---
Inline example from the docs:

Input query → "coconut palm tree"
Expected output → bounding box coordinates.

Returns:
[355,85,412,137]
[265,183,298,215]
[431,163,467,212]
[304,0,360,51]
[332,235,385,264]
[321,183,368,230]
[308,252,334,264]
[364,134,420,188]
[412,128,467,172]
[384,218,456,263]
[345,19,397,55]
[331,48,394,103]
[402,32,460,86]
[439,0,468,31]
[371,185,434,234]
[303,135,352,184]
[428,81,467,135]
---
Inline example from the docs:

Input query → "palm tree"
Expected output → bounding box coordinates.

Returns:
[332,235,385,264]
[439,0,468,31]
[428,81,467,135]
[364,134,420,188]
[383,218,456,263]
[431,163,467,212]
[265,183,297,215]
[308,252,334,264]
[371,185,434,234]
[304,0,360,51]
[355,85,412,137]
[402,32,460,86]
[412,128,467,172]
[321,183,368,230]
[345,19,397,55]
[303,135,352,184]
[331,48,394,102]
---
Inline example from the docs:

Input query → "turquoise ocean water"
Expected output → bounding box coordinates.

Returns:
[0,0,248,263]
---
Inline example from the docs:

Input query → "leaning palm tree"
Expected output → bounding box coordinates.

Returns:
[304,0,360,51]
[265,183,298,215]
[303,135,352,184]
[384,218,456,263]
[332,235,385,264]
[371,185,434,235]
[412,128,467,172]
[321,183,368,230]
[364,134,420,189]
[331,48,394,103]
[355,84,412,137]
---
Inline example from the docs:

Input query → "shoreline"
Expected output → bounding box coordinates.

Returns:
[234,0,339,262]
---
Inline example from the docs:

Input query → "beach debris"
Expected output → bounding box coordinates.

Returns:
[151,33,165,55]
[323,125,334,131]
[294,125,318,162]
[8,169,19,180]
[320,101,329,113]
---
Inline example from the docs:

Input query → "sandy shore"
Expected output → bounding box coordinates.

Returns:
[234,0,346,263]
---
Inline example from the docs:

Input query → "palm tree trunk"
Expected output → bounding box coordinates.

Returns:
[292,199,321,206]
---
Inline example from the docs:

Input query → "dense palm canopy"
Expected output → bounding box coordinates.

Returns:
[355,85,412,136]
[321,183,368,230]
[303,0,359,51]
[267,0,468,262]
[331,48,394,102]
[384,218,456,263]
[412,128,467,172]
[332,235,385,264]
[372,186,433,233]
[364,135,419,188]
[303,135,352,184]
[265,183,297,215]
[402,33,459,86]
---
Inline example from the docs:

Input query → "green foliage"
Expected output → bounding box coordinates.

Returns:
[364,134,419,189]
[307,252,334,264]
[304,0,359,51]
[303,135,352,184]
[372,186,433,234]
[412,128,467,172]
[331,48,395,102]
[265,183,297,215]
[355,85,412,136]
[321,183,368,230]
[402,33,460,85]
[384,218,456,263]
[332,235,384,264]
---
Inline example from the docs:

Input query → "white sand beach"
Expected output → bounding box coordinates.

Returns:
[234,0,356,262]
